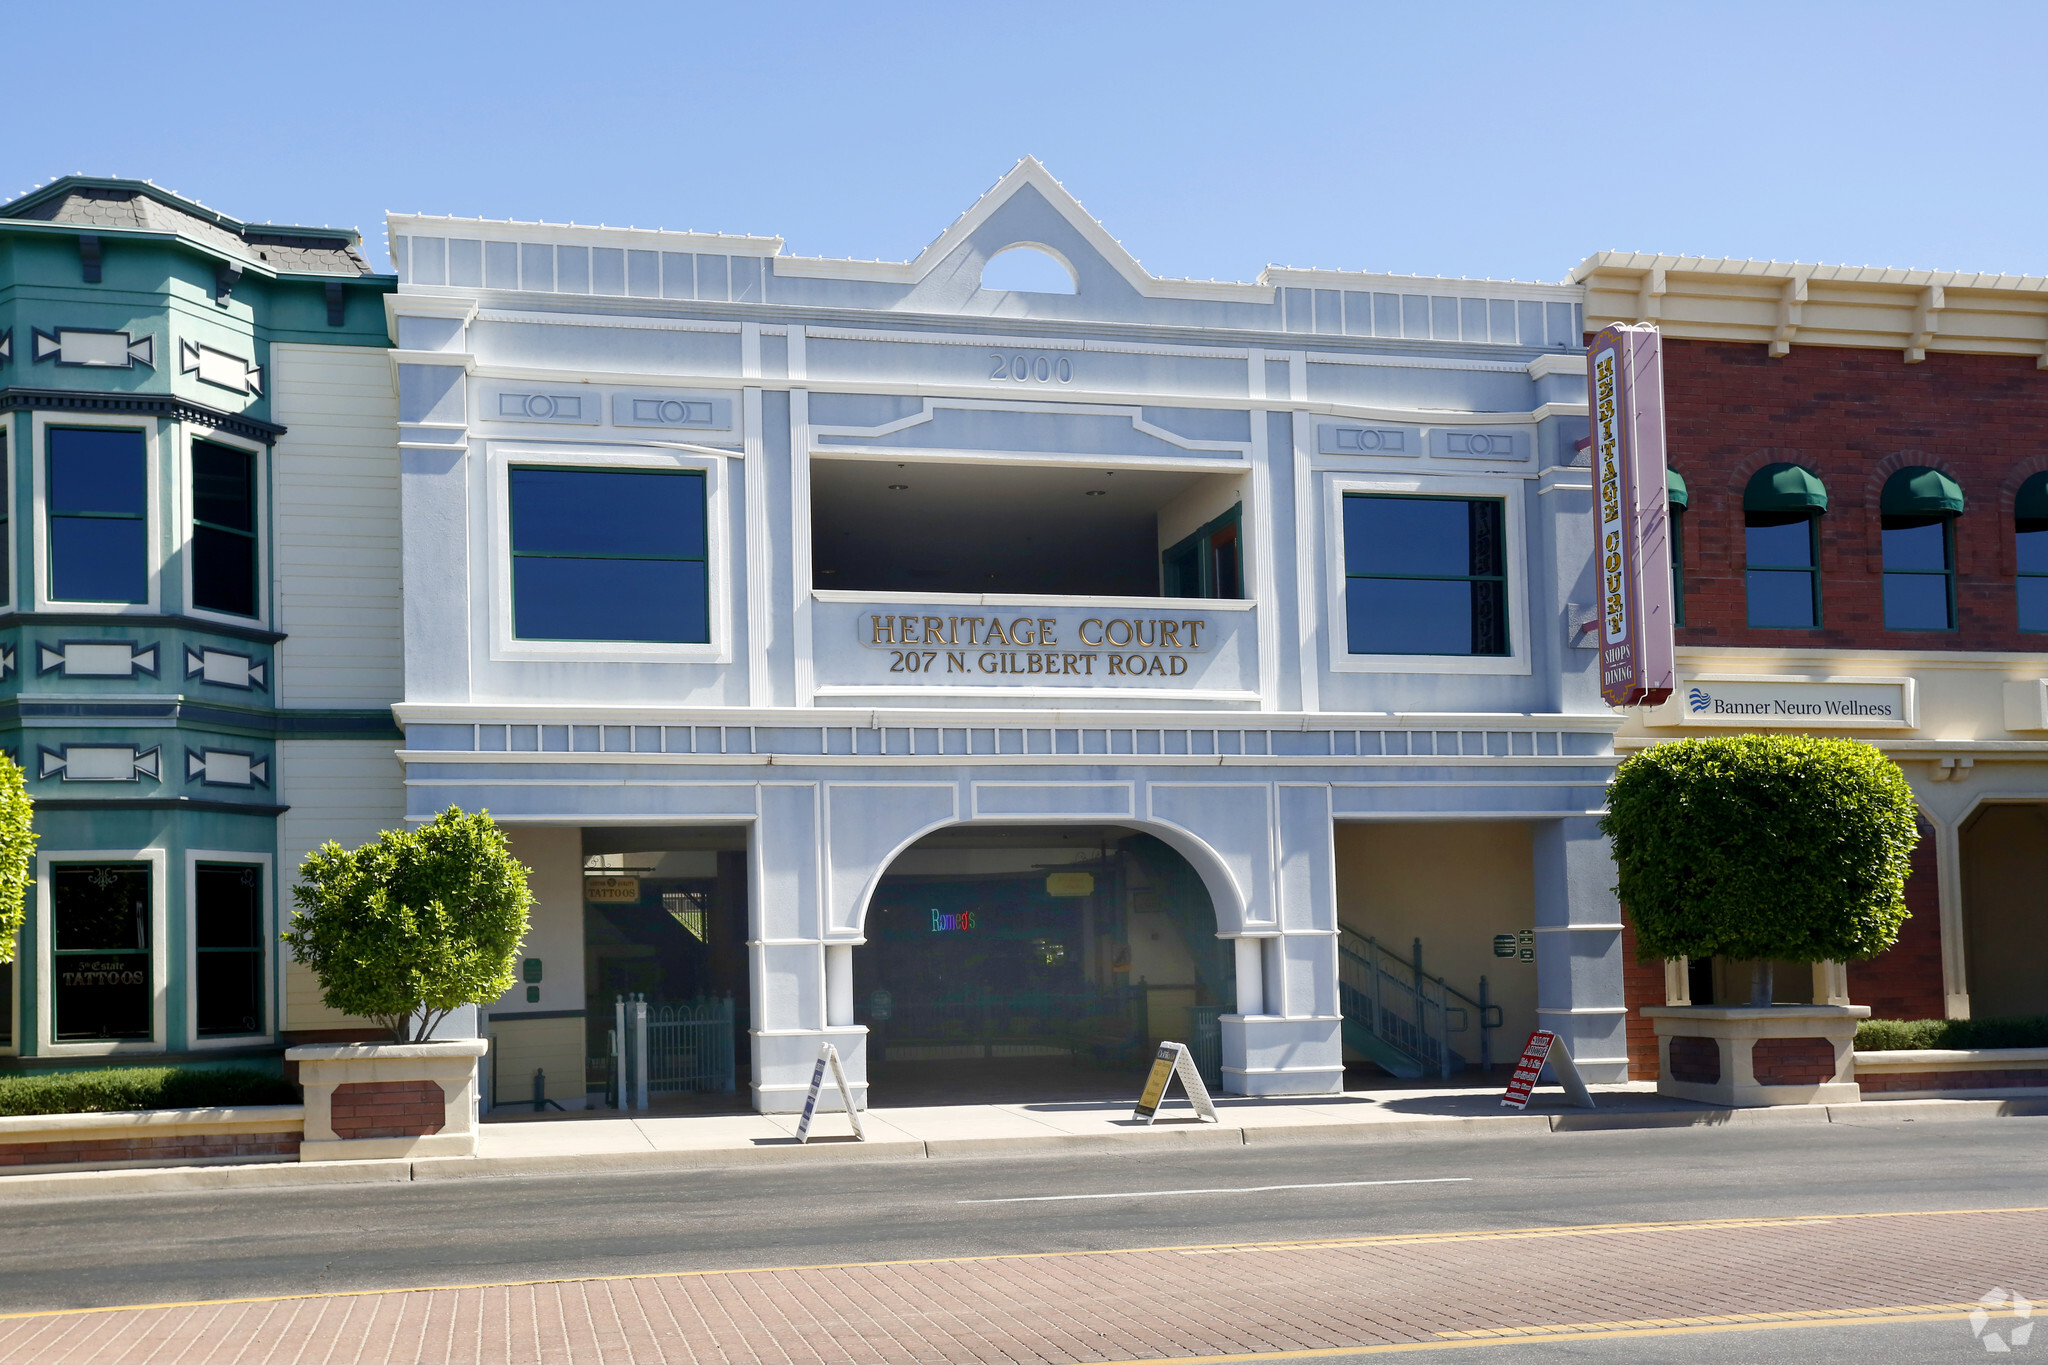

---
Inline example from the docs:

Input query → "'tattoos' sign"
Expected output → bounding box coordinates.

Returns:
[863,611,1211,682]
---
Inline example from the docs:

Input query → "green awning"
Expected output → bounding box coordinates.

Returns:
[1744,462,1828,513]
[1880,466,1965,517]
[1666,468,1689,508]
[2016,471,2048,523]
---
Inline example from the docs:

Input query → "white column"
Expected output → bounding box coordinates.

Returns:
[825,944,854,1027]
[1234,938,1265,1015]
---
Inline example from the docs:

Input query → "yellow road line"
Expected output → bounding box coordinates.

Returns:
[1072,1306,2019,1361]
[0,1205,2039,1324]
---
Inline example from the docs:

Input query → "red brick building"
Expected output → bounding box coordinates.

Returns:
[1575,255,2048,1079]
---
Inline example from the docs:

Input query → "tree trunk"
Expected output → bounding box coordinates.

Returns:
[1748,959,1775,1007]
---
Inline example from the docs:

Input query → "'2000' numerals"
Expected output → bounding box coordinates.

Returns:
[989,352,1074,383]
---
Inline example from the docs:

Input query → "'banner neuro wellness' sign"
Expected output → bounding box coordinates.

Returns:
[1588,324,1676,707]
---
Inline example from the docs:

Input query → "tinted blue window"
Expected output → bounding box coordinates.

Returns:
[49,428,146,516]
[1744,513,1818,628]
[1745,570,1816,628]
[49,428,148,603]
[1342,494,1507,656]
[1743,517,1813,568]
[2017,521,2048,631]
[510,467,708,642]
[1881,515,1952,631]
[1343,496,1476,578]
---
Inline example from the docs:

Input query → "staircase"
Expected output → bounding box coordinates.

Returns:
[1337,927,1502,1079]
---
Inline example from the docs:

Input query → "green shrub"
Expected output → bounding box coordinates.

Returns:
[0,1067,298,1117]
[0,753,36,965]
[285,807,531,1042]
[1602,734,1919,964]
[1857,1016,2048,1051]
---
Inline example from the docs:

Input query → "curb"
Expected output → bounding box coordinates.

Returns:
[0,1096,2040,1202]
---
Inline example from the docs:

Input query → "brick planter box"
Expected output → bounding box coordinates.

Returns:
[0,1106,304,1177]
[1853,1047,2048,1100]
[286,1040,486,1162]
[1643,1004,1868,1107]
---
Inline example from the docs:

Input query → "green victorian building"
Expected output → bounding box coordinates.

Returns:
[0,177,399,1066]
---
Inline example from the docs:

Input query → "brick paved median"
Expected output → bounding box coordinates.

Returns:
[0,1206,2039,1363]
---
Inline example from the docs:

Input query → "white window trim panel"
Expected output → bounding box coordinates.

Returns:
[178,424,271,631]
[1323,470,1533,677]
[183,849,275,1051]
[31,411,163,616]
[485,440,733,664]
[35,847,170,1057]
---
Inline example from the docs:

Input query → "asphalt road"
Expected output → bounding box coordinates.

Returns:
[2,1113,2045,1361]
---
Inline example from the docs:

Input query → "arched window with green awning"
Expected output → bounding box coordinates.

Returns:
[1666,468,1689,508]
[1880,466,1961,632]
[1743,462,1828,513]
[1743,464,1825,628]
[1880,466,1965,516]
[2018,472,2048,633]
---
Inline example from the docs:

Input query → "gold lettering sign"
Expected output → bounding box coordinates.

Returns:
[864,612,1210,683]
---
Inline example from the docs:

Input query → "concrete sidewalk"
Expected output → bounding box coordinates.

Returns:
[1,1081,2042,1203]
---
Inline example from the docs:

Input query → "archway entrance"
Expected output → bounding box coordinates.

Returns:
[853,824,1232,1104]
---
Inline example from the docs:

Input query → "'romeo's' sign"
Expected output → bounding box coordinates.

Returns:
[1587,323,1675,708]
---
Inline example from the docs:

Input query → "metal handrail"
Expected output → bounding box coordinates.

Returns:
[1337,926,1502,1078]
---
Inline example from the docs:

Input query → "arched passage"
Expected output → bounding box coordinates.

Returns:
[851,823,1234,1103]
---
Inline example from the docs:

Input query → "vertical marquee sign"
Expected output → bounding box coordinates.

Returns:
[1587,323,1676,707]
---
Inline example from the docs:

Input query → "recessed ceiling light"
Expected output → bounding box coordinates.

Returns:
[1084,489,1107,497]
[888,484,909,490]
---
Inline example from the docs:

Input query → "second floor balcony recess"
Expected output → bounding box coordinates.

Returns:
[808,455,1258,706]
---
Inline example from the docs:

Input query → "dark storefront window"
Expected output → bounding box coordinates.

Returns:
[194,863,263,1037]
[1343,494,1508,656]
[191,441,259,617]
[52,864,152,1041]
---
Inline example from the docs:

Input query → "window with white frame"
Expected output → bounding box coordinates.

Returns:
[190,440,260,618]
[48,427,149,604]
[1341,492,1509,656]
[50,863,153,1041]
[194,863,264,1037]
[509,465,709,642]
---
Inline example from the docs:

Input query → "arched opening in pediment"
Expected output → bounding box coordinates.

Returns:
[978,243,1077,295]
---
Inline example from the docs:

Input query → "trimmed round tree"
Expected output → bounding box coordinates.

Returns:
[285,807,531,1042]
[0,755,35,965]
[1600,734,1918,1006]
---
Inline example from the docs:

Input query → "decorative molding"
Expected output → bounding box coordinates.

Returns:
[38,744,161,783]
[184,645,267,691]
[1576,251,2048,365]
[32,327,154,369]
[0,389,283,445]
[0,329,9,367]
[184,747,269,789]
[179,340,263,396]
[36,639,158,678]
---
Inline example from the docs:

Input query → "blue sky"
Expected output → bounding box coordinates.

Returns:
[6,3,2038,284]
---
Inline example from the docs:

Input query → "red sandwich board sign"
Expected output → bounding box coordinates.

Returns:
[1500,1029,1596,1110]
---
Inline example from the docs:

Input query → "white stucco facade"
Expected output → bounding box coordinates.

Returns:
[386,160,1628,1109]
